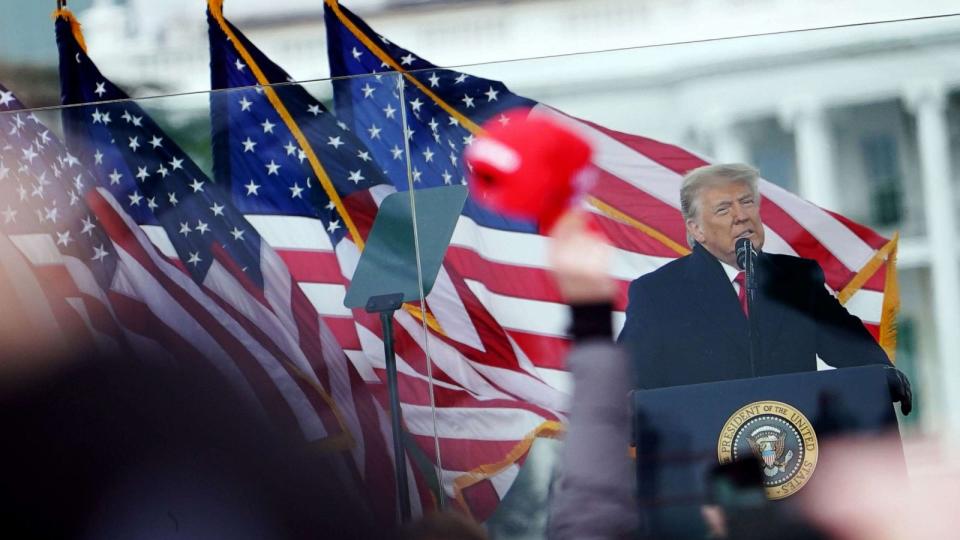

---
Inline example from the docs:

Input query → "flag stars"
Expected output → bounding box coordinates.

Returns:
[307,104,322,116]
[187,252,202,266]
[108,169,123,185]
[428,118,439,132]
[441,170,453,184]
[147,196,158,211]
[21,146,38,163]
[463,134,476,146]
[43,206,59,223]
[265,160,280,175]
[409,98,424,112]
[337,120,349,131]
[195,220,210,235]
[244,180,260,196]
[284,141,297,155]
[179,221,192,235]
[169,156,184,171]
[357,150,372,162]
[261,119,276,134]
[449,153,458,166]
[81,216,96,235]
[422,147,435,162]
[241,137,257,152]
[361,83,375,98]
[400,53,415,66]
[210,202,225,216]
[230,227,245,241]
[135,166,149,181]
[367,124,382,140]
[94,149,104,164]
[148,135,163,149]
[91,108,104,124]
[390,145,404,160]
[156,165,169,178]
[461,95,475,108]
[235,59,247,71]
[351,47,363,60]
[347,170,365,184]
[497,113,510,126]
[168,192,179,206]
[383,104,397,119]
[1,205,17,224]
[411,167,423,183]
[239,97,252,111]
[128,136,141,151]
[189,178,205,192]
[327,220,341,234]
[448,116,459,126]
[93,81,107,97]
[454,73,468,84]
[0,89,14,107]
[427,72,440,88]
[484,86,500,101]
[128,191,143,206]
[289,182,304,199]
[53,229,72,247]
[327,136,344,149]
[92,244,109,262]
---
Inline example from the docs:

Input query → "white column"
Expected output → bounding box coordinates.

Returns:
[779,100,841,211]
[904,81,960,440]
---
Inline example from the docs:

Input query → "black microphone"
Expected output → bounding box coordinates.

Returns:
[736,237,760,377]
[735,237,754,271]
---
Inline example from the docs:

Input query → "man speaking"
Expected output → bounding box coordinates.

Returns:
[618,163,910,413]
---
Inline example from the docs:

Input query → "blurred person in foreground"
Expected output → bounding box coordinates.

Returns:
[545,210,638,539]
[0,235,391,539]
[617,163,910,415]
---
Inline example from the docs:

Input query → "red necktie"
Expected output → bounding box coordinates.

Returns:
[734,272,748,317]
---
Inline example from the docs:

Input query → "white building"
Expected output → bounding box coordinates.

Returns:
[79,0,960,437]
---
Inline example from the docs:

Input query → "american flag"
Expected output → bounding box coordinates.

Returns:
[323,0,899,520]
[207,0,572,520]
[0,84,132,358]
[52,11,387,521]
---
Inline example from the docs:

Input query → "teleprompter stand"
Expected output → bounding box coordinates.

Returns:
[343,185,467,522]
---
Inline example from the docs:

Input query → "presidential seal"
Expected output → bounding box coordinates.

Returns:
[717,400,818,500]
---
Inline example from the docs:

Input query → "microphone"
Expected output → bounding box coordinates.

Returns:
[735,236,759,377]
[735,237,755,271]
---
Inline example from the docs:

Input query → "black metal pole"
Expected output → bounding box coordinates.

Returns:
[380,310,411,523]
[744,254,759,377]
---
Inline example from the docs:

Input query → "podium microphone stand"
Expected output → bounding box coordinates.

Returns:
[343,185,467,523]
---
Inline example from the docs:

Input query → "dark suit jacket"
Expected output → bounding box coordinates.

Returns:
[618,243,891,389]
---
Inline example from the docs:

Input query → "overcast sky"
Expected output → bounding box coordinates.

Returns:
[1,0,957,67]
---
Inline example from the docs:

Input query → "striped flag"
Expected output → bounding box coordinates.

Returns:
[51,11,384,522]
[323,0,899,520]
[0,84,133,359]
[207,0,567,521]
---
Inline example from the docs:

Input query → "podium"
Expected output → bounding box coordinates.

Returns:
[631,365,903,538]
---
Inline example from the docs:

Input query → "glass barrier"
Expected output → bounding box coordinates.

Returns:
[2,7,958,537]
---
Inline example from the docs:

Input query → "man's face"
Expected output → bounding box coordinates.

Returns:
[686,180,765,267]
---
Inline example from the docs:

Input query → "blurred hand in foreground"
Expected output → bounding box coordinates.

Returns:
[547,210,616,304]
[799,436,960,540]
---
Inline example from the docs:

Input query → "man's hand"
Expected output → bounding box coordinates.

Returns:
[885,367,913,416]
[547,210,616,304]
